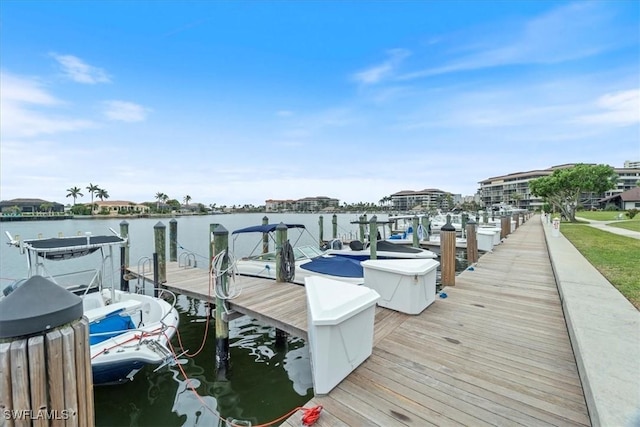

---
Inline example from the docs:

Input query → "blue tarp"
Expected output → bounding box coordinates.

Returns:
[232,224,306,234]
[90,312,136,345]
[300,256,364,278]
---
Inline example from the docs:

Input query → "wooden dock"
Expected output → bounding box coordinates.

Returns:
[138,217,590,426]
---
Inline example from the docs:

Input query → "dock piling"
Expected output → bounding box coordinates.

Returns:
[153,221,166,283]
[332,214,338,240]
[318,215,324,246]
[275,223,288,282]
[213,225,230,380]
[262,216,269,254]
[440,214,456,287]
[120,221,130,291]
[466,218,478,264]
[369,215,378,260]
[169,218,178,262]
[412,215,420,248]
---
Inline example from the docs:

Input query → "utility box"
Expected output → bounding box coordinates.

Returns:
[477,229,496,252]
[305,276,379,395]
[552,217,560,237]
[361,259,439,315]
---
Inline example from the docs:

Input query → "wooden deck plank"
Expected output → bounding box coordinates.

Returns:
[136,216,590,426]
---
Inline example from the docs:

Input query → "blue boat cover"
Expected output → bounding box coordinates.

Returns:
[90,312,136,345]
[232,224,306,234]
[300,257,363,278]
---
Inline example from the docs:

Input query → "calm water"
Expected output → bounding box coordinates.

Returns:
[0,212,467,427]
[0,213,380,427]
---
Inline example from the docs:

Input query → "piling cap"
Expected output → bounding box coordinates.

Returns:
[0,275,83,339]
[440,214,456,232]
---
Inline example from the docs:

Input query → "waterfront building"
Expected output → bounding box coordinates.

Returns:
[93,200,150,215]
[0,198,64,214]
[389,189,461,212]
[478,162,640,211]
[265,196,340,212]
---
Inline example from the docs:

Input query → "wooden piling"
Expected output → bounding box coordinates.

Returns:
[275,222,288,282]
[359,215,366,243]
[120,221,130,291]
[369,215,378,260]
[318,215,324,245]
[153,221,166,283]
[262,216,269,253]
[0,276,93,427]
[213,225,230,380]
[169,218,178,262]
[440,214,456,287]
[421,215,430,240]
[466,219,478,264]
[332,214,338,239]
[412,215,420,248]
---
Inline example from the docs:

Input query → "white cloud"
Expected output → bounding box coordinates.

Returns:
[573,89,640,126]
[353,48,411,85]
[398,2,627,80]
[103,100,150,122]
[50,53,111,84]
[276,110,294,117]
[0,71,95,138]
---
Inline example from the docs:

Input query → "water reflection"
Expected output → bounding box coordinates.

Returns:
[95,295,312,427]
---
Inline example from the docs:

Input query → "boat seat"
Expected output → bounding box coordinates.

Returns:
[85,300,143,323]
[83,292,106,311]
[349,240,364,251]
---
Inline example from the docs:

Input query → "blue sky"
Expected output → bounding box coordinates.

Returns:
[1,1,638,207]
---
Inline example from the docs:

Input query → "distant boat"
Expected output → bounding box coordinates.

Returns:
[231,223,364,285]
[325,239,438,261]
[4,230,180,386]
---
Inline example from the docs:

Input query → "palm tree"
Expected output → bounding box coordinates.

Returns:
[66,186,84,205]
[86,183,100,215]
[183,195,191,207]
[155,192,169,212]
[96,188,109,201]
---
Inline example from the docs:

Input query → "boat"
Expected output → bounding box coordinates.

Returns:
[3,230,180,386]
[325,239,438,261]
[231,223,364,285]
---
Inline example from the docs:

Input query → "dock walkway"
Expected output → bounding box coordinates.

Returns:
[145,217,591,426]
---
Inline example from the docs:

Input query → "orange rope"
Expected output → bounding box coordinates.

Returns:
[165,332,323,426]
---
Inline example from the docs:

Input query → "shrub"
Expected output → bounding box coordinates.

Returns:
[627,209,639,219]
[604,204,619,211]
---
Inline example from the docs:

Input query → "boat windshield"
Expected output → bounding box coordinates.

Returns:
[293,246,325,260]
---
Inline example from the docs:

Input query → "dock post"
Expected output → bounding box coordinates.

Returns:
[209,223,220,272]
[273,223,290,346]
[262,216,269,253]
[318,215,324,246]
[359,215,365,243]
[500,216,508,240]
[483,211,488,224]
[412,215,420,248]
[440,215,456,287]
[213,225,230,380]
[275,222,288,282]
[332,214,338,239]
[120,246,128,291]
[461,213,468,238]
[152,253,159,297]
[369,215,378,260]
[119,220,130,291]
[169,218,178,262]
[466,219,478,264]
[0,276,94,427]
[153,221,166,283]
[421,215,430,241]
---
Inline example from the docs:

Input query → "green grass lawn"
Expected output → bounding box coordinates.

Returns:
[609,221,640,232]
[575,211,640,221]
[561,224,640,309]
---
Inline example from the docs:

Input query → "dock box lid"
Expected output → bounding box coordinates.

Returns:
[476,229,497,235]
[361,259,439,275]
[305,276,379,326]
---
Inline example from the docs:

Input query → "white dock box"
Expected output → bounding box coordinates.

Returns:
[361,259,439,315]
[477,229,495,252]
[305,276,379,395]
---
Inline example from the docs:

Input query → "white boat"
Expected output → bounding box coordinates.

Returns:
[4,231,180,385]
[231,223,364,285]
[325,239,438,261]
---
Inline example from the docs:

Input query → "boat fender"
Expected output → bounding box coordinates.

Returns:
[467,266,475,271]
[439,292,448,298]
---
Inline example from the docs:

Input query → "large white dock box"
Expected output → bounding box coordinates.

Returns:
[305,276,379,395]
[361,259,439,315]
[477,229,495,252]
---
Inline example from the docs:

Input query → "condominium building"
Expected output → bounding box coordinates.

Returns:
[478,162,640,210]
[389,189,461,212]
[265,196,340,212]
